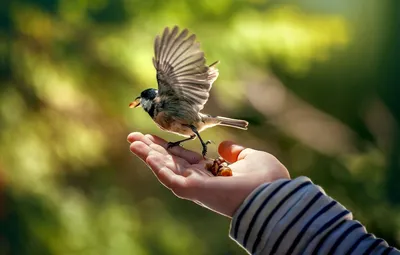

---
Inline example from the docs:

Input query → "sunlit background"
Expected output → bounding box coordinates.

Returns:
[0,0,399,254]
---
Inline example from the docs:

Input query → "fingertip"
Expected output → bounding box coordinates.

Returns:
[218,141,246,163]
[130,141,145,154]
[127,132,144,143]
[129,141,153,162]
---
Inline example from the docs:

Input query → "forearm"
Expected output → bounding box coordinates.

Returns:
[230,177,399,255]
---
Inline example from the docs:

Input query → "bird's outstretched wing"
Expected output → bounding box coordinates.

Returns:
[153,26,219,112]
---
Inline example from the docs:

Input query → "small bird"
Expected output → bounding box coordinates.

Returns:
[129,26,248,157]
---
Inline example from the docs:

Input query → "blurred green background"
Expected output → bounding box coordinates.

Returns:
[0,0,399,254]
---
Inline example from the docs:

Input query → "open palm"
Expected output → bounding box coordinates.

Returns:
[127,132,290,217]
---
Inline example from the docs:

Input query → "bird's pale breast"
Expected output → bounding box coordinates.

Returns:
[153,111,194,137]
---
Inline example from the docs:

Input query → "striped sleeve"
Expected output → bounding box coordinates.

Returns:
[229,177,400,255]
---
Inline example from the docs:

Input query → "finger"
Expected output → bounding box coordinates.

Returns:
[146,155,188,190]
[145,134,203,164]
[130,141,163,161]
[127,132,145,144]
[131,142,190,179]
[136,135,192,169]
[128,132,171,156]
[218,141,244,162]
[128,132,158,147]
[129,141,151,161]
[218,141,254,163]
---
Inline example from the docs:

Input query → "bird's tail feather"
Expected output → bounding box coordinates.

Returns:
[215,116,248,130]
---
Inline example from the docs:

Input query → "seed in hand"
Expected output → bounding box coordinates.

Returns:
[205,157,233,176]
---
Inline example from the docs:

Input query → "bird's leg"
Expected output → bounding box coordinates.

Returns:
[167,135,196,149]
[189,125,211,157]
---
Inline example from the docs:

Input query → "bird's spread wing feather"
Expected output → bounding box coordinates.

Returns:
[153,26,219,112]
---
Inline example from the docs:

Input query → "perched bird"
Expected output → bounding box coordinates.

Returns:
[129,26,248,157]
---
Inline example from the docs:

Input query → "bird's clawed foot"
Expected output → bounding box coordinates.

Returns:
[167,141,181,149]
[166,135,196,150]
[202,147,208,158]
[201,140,214,157]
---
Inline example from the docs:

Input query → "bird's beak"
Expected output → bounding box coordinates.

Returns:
[129,97,141,108]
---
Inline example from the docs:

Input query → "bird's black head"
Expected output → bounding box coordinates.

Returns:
[129,88,158,117]
[140,88,158,100]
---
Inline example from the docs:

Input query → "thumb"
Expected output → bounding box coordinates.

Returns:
[218,141,254,163]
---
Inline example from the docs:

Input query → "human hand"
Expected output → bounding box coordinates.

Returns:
[127,132,290,218]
